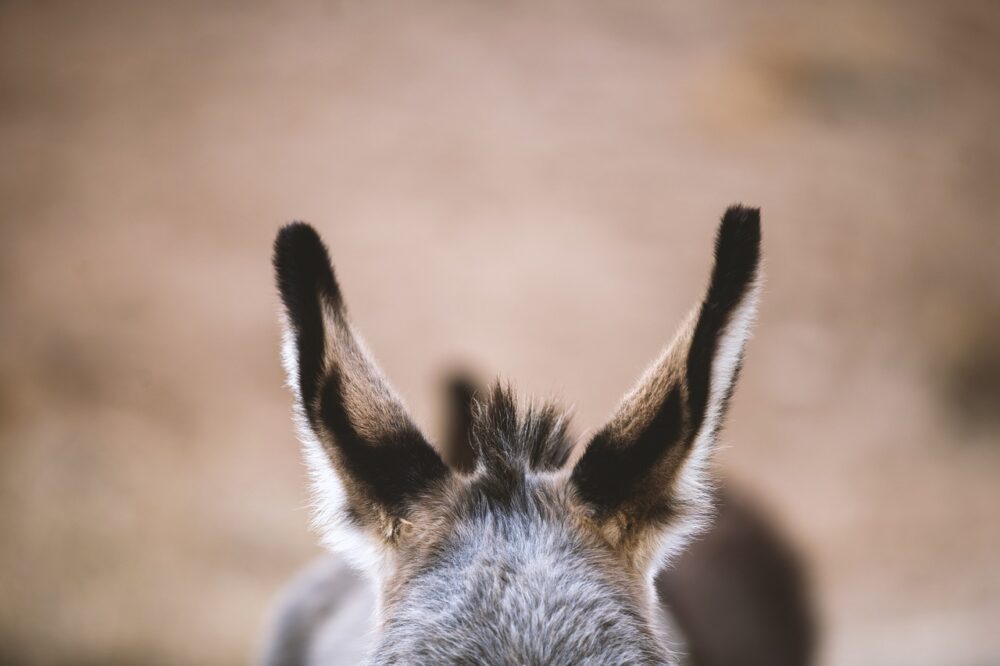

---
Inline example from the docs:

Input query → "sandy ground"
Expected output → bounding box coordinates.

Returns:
[1,1,999,664]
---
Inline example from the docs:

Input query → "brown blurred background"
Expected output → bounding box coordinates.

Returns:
[1,1,998,664]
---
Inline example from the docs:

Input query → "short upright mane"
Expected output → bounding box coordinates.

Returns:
[470,383,574,474]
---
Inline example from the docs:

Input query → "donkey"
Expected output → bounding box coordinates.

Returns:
[267,206,762,665]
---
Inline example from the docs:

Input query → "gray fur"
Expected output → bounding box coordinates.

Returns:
[371,475,669,665]
[264,392,678,665]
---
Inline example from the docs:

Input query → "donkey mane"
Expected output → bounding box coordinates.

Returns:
[470,383,574,474]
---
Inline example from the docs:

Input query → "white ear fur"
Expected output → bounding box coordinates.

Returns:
[654,276,761,571]
[280,318,391,577]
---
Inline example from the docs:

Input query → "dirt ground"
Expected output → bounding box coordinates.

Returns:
[1,1,998,664]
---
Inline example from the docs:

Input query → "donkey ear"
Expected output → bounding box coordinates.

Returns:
[274,223,450,564]
[571,206,762,567]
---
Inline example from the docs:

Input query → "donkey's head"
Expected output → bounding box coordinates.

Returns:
[273,207,761,665]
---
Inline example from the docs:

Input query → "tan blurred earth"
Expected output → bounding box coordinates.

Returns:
[1,1,998,664]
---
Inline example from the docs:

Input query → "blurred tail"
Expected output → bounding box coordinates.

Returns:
[439,371,482,473]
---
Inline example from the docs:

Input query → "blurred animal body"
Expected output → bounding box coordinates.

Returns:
[265,208,767,664]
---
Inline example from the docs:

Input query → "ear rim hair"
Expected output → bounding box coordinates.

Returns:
[273,221,343,419]
[570,205,762,562]
[273,222,451,560]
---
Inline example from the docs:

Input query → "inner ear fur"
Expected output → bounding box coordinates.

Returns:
[571,206,762,552]
[274,222,451,537]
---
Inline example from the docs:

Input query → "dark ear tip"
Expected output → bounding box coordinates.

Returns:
[276,220,320,241]
[720,204,761,235]
[274,221,325,267]
[716,204,761,260]
[273,221,342,307]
